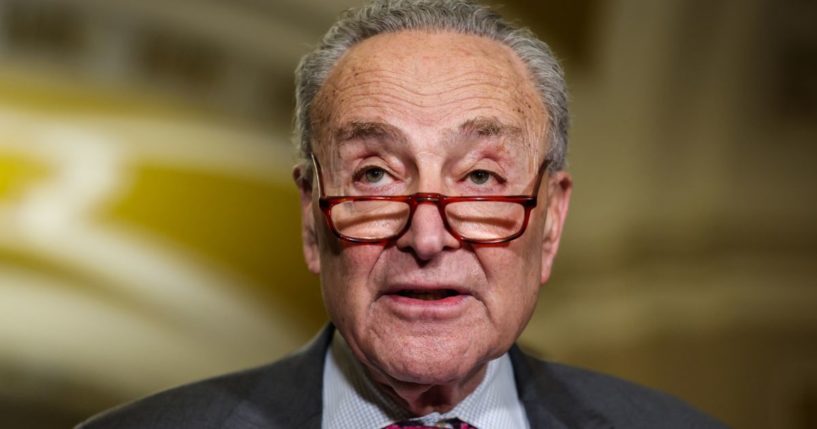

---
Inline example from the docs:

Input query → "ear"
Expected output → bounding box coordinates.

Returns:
[293,164,321,274]
[540,171,572,284]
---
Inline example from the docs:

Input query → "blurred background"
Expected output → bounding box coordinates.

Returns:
[0,0,815,427]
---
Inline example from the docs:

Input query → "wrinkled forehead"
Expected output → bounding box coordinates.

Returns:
[310,30,549,162]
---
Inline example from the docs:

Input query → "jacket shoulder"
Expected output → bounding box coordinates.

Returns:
[76,329,331,429]
[76,361,276,429]
[534,358,727,428]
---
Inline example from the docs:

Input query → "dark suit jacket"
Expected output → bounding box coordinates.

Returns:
[78,326,726,428]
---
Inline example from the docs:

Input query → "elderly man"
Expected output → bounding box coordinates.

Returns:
[79,1,725,428]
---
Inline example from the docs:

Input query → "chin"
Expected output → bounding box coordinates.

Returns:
[364,332,490,386]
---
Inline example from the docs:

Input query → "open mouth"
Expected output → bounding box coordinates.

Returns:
[396,289,460,301]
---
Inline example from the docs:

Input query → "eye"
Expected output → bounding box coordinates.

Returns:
[354,166,390,184]
[467,170,493,185]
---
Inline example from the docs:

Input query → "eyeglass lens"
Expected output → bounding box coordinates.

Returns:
[330,199,526,241]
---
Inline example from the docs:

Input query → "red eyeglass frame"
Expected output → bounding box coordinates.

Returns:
[311,154,551,245]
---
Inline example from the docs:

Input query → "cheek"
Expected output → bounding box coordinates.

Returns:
[319,243,384,321]
[477,233,542,286]
[474,237,543,323]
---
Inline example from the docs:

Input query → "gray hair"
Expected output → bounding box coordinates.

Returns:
[294,0,569,171]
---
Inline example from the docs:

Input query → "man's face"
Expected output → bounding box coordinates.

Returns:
[296,31,571,386]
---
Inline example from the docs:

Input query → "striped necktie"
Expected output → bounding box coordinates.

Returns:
[383,417,478,429]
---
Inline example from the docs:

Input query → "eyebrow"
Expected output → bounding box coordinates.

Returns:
[458,116,523,141]
[334,121,406,144]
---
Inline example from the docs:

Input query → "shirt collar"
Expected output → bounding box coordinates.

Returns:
[322,331,529,429]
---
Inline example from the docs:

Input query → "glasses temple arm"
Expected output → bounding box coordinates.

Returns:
[310,153,324,198]
[531,158,552,196]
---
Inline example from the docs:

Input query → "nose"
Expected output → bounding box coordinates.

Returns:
[395,201,461,261]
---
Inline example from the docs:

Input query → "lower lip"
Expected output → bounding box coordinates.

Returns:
[380,293,471,318]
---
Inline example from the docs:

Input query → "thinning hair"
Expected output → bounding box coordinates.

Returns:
[294,0,568,172]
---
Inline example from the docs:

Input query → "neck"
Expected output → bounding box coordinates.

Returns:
[332,332,489,417]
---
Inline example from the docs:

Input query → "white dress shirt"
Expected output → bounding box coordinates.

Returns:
[322,332,530,429]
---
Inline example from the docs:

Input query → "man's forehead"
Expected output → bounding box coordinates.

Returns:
[311,30,548,159]
[323,31,535,95]
[344,30,518,66]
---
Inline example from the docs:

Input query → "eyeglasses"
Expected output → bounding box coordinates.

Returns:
[311,154,550,245]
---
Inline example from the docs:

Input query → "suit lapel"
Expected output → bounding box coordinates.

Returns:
[510,346,613,429]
